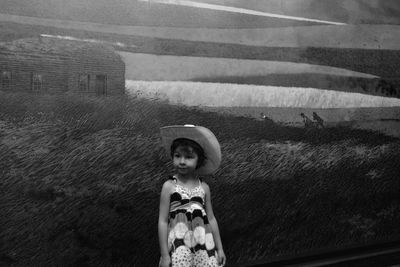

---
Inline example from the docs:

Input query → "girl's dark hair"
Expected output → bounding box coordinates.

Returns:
[170,138,206,169]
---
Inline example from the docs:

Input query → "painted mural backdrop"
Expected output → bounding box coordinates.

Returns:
[1,0,399,266]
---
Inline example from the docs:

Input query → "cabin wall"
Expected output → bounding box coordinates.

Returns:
[67,48,125,95]
[0,54,69,92]
[0,45,125,95]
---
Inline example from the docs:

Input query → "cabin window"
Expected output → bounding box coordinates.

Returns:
[1,71,11,90]
[31,73,43,92]
[79,74,90,91]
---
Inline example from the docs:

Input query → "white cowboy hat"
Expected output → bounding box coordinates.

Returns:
[160,124,221,175]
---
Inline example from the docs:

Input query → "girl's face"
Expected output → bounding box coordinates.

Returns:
[172,145,199,176]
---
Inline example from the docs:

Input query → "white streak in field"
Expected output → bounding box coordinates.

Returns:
[40,34,135,48]
[126,80,400,109]
[138,0,346,25]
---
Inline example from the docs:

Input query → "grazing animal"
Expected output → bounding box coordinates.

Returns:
[312,112,324,128]
[300,113,316,128]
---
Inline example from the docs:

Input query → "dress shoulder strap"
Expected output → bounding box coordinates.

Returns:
[168,175,177,183]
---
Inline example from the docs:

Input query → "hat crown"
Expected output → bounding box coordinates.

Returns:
[160,125,221,175]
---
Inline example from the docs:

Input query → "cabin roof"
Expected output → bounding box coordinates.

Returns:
[0,36,117,60]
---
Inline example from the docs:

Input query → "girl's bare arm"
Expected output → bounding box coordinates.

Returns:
[203,182,226,265]
[158,181,172,261]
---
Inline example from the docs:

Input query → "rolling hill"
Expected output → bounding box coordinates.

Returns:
[1,13,400,50]
[0,0,399,27]
[197,0,400,25]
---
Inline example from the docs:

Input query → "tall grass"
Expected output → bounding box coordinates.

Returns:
[0,91,399,266]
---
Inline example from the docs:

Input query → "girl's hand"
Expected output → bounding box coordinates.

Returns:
[217,249,226,266]
[159,255,171,267]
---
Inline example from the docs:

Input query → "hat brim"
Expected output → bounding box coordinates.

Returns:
[160,125,221,175]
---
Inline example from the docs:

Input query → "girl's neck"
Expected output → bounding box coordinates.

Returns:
[174,173,198,184]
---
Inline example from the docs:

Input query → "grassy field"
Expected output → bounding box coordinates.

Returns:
[0,91,399,266]
[125,80,400,137]
[119,52,397,98]
[125,81,400,108]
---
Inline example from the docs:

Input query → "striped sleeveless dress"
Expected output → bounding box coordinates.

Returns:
[167,176,219,267]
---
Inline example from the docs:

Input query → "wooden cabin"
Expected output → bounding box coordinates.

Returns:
[0,36,125,95]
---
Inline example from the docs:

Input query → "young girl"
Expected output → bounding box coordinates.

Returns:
[158,124,226,267]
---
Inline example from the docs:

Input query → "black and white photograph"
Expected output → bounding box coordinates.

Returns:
[1,0,400,266]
